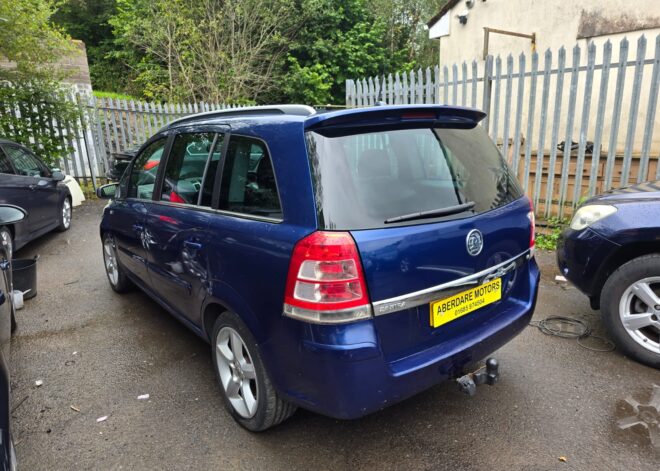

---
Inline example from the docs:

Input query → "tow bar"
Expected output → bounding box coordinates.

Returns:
[456,358,499,396]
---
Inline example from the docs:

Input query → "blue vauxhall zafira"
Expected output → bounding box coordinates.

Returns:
[98,104,540,431]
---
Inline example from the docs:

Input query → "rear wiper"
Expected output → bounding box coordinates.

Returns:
[384,201,476,224]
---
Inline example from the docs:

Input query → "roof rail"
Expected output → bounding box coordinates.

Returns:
[164,104,316,129]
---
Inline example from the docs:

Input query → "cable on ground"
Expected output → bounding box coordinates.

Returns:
[529,315,616,352]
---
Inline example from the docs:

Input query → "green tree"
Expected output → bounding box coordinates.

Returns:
[0,0,82,165]
[108,0,301,103]
[52,0,128,92]
[369,0,447,69]
[274,0,407,106]
[50,0,448,105]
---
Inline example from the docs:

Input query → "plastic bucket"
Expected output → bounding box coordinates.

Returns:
[12,256,38,300]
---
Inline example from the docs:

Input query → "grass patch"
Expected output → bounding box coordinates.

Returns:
[93,90,139,101]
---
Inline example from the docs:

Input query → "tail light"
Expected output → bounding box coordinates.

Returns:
[283,231,372,324]
[527,197,535,256]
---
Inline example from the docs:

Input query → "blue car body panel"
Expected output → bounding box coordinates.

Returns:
[557,180,660,300]
[99,105,540,419]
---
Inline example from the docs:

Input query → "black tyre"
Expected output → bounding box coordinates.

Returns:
[601,254,660,369]
[56,196,72,232]
[211,312,296,431]
[0,226,12,261]
[102,233,132,293]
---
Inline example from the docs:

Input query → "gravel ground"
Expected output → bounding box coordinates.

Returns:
[8,200,660,470]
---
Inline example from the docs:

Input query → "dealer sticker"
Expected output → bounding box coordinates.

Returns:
[430,278,502,328]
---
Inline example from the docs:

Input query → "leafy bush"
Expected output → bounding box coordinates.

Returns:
[0,79,82,166]
[535,217,568,251]
[0,0,83,166]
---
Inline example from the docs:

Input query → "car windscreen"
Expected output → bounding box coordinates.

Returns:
[305,125,523,230]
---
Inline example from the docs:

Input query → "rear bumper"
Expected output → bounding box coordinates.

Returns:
[264,258,540,419]
[556,227,619,298]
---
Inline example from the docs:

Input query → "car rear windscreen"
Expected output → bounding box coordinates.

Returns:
[305,125,523,230]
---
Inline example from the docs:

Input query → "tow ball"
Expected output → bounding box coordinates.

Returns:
[456,358,499,396]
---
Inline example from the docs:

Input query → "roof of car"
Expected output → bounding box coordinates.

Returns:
[161,104,486,132]
[162,105,316,130]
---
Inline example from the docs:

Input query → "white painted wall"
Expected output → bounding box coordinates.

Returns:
[431,0,660,65]
[429,0,660,156]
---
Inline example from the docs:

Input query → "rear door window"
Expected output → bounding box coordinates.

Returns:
[128,138,167,199]
[306,126,522,229]
[218,136,282,220]
[159,132,221,206]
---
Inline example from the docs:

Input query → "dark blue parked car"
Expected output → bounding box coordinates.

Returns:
[0,139,72,260]
[557,181,660,369]
[97,105,540,430]
[0,205,26,471]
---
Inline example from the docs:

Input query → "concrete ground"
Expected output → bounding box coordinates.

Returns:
[9,200,660,470]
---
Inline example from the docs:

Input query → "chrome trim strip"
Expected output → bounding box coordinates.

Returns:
[372,249,531,316]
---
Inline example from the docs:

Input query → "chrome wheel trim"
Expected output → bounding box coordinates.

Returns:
[619,277,660,355]
[103,238,119,286]
[215,326,258,418]
[62,199,71,229]
[0,230,11,261]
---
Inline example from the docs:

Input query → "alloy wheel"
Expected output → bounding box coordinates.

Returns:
[103,238,119,286]
[62,199,72,229]
[0,230,12,261]
[215,326,258,418]
[619,277,660,355]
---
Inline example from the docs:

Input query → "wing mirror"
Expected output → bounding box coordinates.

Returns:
[52,171,65,182]
[96,183,119,199]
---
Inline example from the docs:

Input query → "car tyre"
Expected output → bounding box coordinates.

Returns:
[601,254,660,369]
[0,226,12,261]
[56,196,72,232]
[211,312,296,431]
[102,233,132,293]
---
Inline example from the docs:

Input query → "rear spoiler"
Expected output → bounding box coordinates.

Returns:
[304,105,486,133]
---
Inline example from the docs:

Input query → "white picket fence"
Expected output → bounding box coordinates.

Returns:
[346,35,660,218]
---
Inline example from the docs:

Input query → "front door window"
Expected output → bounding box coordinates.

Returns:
[4,146,50,177]
[128,139,167,200]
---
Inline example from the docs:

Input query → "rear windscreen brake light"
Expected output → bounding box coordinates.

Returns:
[283,232,372,324]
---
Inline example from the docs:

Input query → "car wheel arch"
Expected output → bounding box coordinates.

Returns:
[1,225,14,241]
[592,241,660,306]
[201,290,265,344]
[202,302,228,341]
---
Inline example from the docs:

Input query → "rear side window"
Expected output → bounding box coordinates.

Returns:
[306,126,522,229]
[0,149,13,174]
[218,136,282,220]
[128,138,167,199]
[159,132,221,206]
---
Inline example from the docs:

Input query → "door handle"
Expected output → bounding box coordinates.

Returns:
[183,240,203,250]
[0,260,9,271]
[132,224,144,232]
